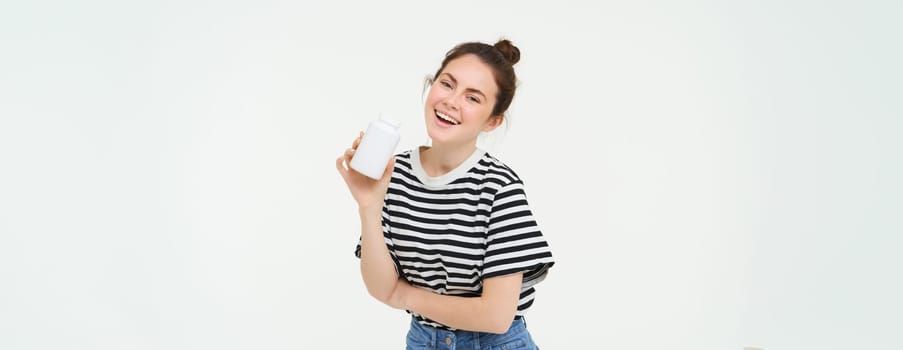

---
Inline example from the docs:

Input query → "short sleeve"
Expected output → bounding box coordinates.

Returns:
[482,181,554,288]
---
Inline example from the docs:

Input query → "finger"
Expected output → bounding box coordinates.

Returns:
[344,148,355,163]
[335,156,348,180]
[353,134,363,149]
[351,131,363,149]
[335,156,345,172]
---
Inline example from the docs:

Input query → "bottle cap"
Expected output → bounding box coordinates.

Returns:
[379,115,401,129]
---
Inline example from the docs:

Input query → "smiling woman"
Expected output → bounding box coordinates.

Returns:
[336,39,554,349]
[425,55,499,147]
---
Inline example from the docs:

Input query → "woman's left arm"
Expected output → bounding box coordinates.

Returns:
[388,273,523,334]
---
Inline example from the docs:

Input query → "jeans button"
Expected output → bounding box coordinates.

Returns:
[445,337,452,345]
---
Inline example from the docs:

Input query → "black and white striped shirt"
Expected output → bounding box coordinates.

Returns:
[355,147,555,330]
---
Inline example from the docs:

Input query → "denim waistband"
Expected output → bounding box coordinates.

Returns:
[405,316,536,350]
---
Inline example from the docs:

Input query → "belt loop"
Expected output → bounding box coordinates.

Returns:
[427,320,441,349]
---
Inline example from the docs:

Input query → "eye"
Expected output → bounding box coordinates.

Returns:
[439,80,452,89]
[467,95,481,103]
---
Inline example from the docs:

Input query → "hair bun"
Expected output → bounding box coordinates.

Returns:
[493,39,520,65]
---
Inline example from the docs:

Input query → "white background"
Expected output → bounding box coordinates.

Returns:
[1,1,901,349]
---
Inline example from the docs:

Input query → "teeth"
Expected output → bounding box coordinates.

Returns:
[436,111,459,125]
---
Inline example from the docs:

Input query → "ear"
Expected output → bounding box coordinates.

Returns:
[421,78,433,103]
[482,115,504,132]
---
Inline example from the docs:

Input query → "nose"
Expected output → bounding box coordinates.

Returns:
[441,92,461,111]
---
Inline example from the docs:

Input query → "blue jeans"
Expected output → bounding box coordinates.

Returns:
[405,317,539,350]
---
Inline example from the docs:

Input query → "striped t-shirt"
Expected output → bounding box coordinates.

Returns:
[355,147,555,330]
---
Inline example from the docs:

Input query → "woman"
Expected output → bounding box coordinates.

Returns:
[336,39,554,350]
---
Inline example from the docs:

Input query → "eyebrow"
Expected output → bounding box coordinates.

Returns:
[440,73,487,99]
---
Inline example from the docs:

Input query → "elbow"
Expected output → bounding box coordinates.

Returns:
[368,280,404,308]
[366,284,393,304]
[366,288,385,303]
[359,266,400,304]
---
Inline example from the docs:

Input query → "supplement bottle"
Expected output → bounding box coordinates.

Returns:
[350,116,401,180]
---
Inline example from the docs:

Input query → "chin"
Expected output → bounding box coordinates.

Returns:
[425,128,447,144]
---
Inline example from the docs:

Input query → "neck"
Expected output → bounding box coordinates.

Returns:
[420,141,478,177]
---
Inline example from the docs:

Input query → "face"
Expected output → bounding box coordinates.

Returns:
[423,54,503,148]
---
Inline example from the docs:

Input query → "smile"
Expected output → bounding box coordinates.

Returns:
[435,110,460,125]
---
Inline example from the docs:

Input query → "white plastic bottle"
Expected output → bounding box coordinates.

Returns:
[350,116,401,180]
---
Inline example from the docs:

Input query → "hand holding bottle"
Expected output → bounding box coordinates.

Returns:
[336,131,396,212]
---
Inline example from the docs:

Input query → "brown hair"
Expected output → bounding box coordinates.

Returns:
[431,39,521,119]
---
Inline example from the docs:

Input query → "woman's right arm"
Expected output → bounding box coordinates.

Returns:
[356,203,399,302]
[336,132,400,304]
